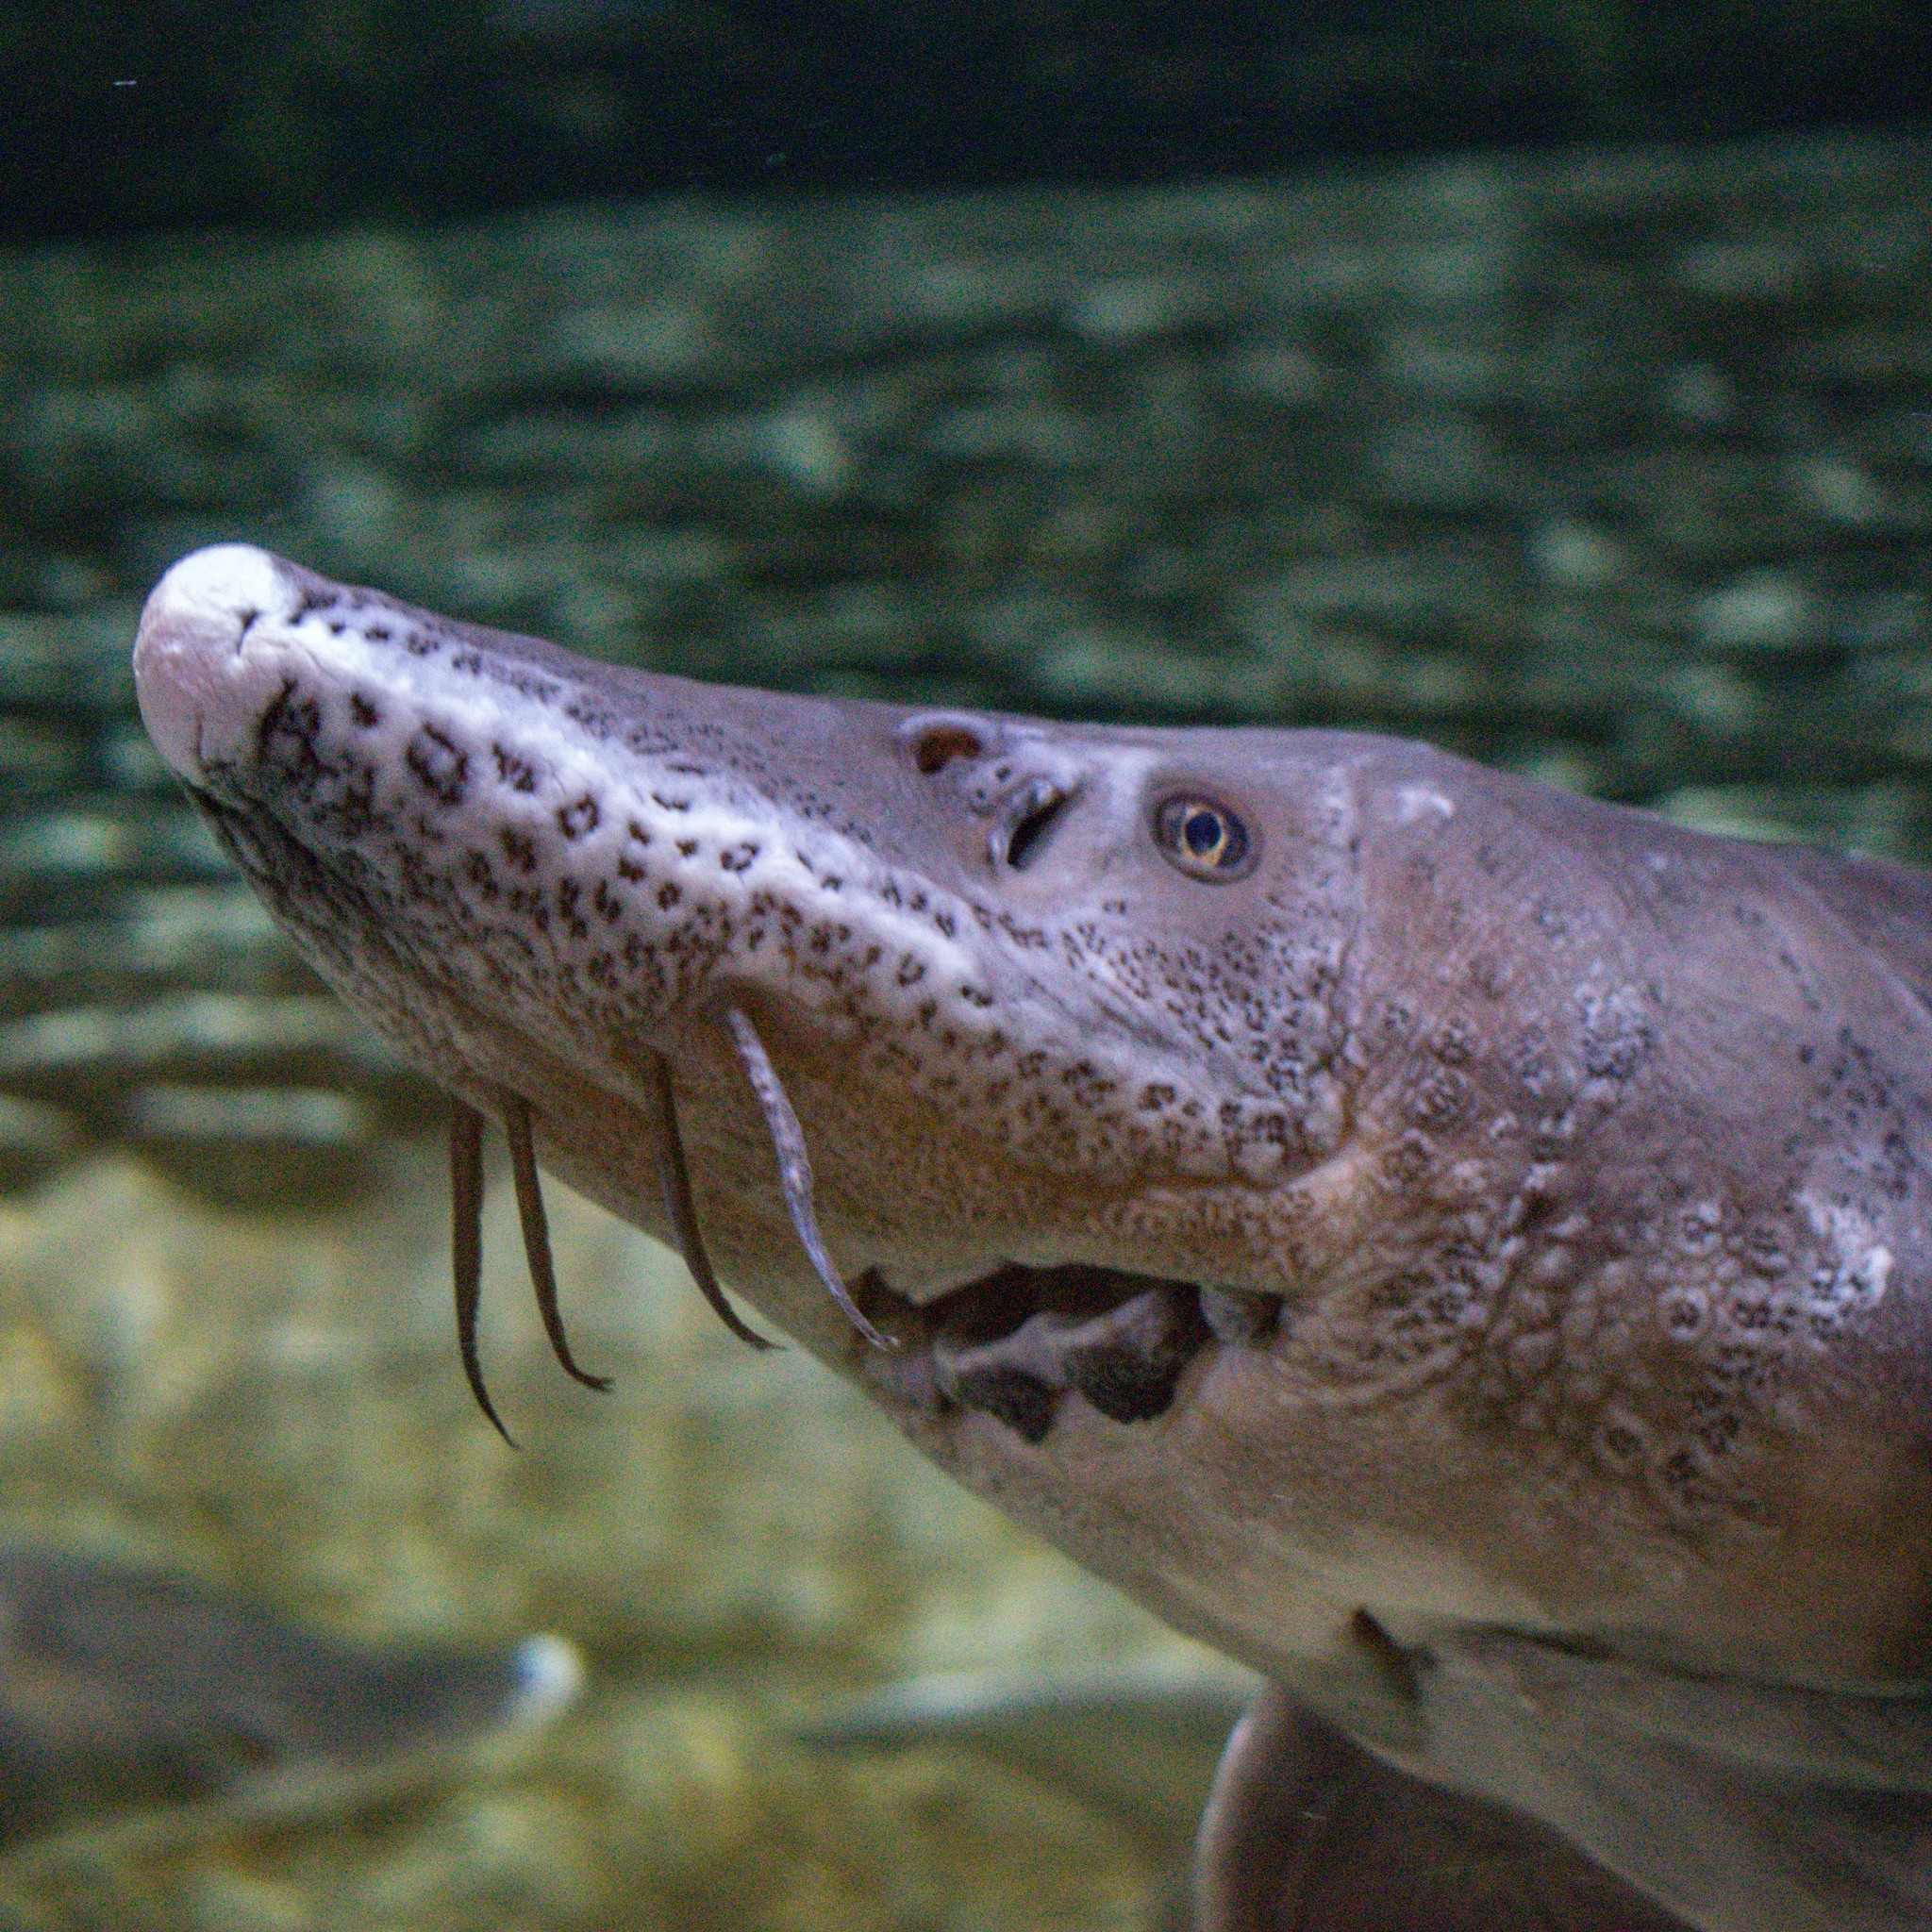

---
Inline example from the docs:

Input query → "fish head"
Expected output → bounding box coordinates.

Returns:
[133,545,1932,1707]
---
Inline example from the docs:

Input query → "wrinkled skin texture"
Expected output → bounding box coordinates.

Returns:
[134,548,1932,1930]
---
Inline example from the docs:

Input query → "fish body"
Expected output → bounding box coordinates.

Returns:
[132,545,1932,1928]
[0,1545,581,1844]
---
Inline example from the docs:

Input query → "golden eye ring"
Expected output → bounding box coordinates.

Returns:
[1152,793,1256,880]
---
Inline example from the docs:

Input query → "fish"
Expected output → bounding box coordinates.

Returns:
[0,1544,582,1845]
[793,1655,1260,1864]
[130,542,1932,1929]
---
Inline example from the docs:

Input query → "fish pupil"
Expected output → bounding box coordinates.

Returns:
[1185,809,1225,858]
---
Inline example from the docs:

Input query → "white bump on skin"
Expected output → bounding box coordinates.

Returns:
[1797,1193,1892,1327]
[1393,782,1456,824]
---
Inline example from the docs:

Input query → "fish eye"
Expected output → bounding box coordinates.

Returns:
[1152,793,1255,880]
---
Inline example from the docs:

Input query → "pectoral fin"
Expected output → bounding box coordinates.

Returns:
[1418,1628,1932,1932]
[1191,1683,1690,1932]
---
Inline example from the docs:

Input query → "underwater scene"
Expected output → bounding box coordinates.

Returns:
[0,6,1929,1928]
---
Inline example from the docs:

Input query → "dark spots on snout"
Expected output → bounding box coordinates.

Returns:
[1659,1289,1710,1343]
[258,682,323,774]
[494,747,540,793]
[406,724,467,807]
[558,795,599,841]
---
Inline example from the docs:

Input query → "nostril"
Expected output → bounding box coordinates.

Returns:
[1003,783,1071,870]
[909,724,986,774]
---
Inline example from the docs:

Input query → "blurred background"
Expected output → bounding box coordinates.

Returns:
[0,4,1925,1927]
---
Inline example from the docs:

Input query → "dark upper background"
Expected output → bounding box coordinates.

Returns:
[6,0,1930,241]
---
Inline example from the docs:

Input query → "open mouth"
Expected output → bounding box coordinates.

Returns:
[355,985,1286,1446]
[852,1262,1282,1444]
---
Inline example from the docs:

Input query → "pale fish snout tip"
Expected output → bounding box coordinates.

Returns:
[132,542,296,783]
